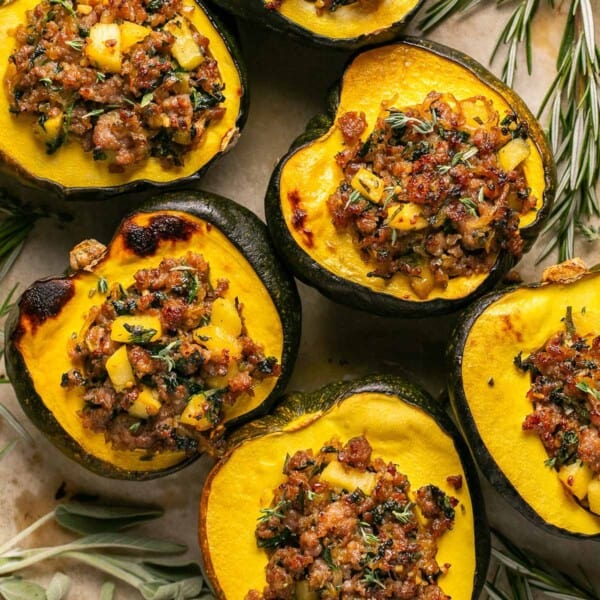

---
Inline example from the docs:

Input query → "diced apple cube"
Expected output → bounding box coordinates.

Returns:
[351,168,384,203]
[587,478,600,515]
[498,138,531,172]
[320,460,377,495]
[193,298,241,356]
[34,112,64,145]
[128,386,161,419]
[164,16,204,71]
[85,23,122,74]
[120,21,151,51]
[110,315,162,344]
[105,345,135,392]
[558,461,594,501]
[387,202,428,231]
[180,393,212,431]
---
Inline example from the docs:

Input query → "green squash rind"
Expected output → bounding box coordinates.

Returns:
[264,37,556,318]
[0,0,249,203]
[5,190,301,480]
[447,274,600,540]
[205,374,491,598]
[205,0,425,49]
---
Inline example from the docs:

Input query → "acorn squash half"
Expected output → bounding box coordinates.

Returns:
[0,0,247,202]
[5,191,301,479]
[449,261,600,538]
[265,39,555,317]
[199,375,490,598]
[207,0,423,49]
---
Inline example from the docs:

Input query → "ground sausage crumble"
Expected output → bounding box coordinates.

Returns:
[517,306,600,512]
[61,251,280,455]
[327,92,537,298]
[6,0,226,169]
[248,436,459,599]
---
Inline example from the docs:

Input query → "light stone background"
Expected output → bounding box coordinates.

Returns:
[1,3,599,597]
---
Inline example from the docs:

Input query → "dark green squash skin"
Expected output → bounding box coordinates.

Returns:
[0,0,249,204]
[447,274,600,539]
[265,37,556,318]
[205,0,424,49]
[5,190,301,480]
[219,374,490,598]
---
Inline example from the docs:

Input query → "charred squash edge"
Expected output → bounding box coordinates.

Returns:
[5,190,301,479]
[199,374,490,598]
[264,37,555,318]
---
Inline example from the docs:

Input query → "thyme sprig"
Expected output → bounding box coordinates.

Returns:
[418,0,599,261]
[0,500,212,599]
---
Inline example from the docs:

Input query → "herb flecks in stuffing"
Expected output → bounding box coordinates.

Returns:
[61,252,280,454]
[328,92,537,298]
[247,435,458,599]
[518,307,600,513]
[6,0,226,170]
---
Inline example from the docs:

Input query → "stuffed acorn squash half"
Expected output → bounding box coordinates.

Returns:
[449,259,600,539]
[199,375,489,599]
[266,39,555,317]
[206,0,423,49]
[0,0,247,201]
[5,191,300,479]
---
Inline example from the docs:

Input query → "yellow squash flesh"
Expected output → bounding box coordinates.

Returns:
[461,272,600,535]
[0,0,242,190]
[14,210,283,474]
[272,0,421,40]
[279,43,547,303]
[200,392,477,599]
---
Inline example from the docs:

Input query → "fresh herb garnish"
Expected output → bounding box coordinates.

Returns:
[385,110,434,134]
[66,39,83,52]
[140,92,154,108]
[361,568,386,589]
[257,499,289,522]
[438,146,479,173]
[392,502,415,524]
[151,339,182,372]
[344,189,364,209]
[459,197,479,216]
[124,323,157,345]
[49,0,76,17]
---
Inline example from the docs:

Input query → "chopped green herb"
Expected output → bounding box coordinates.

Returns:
[344,189,364,209]
[97,277,108,294]
[385,110,434,134]
[66,39,83,52]
[392,502,415,524]
[576,381,600,401]
[459,197,478,216]
[362,568,386,589]
[49,0,76,16]
[129,422,141,433]
[95,72,106,83]
[257,499,288,523]
[83,108,105,119]
[140,92,154,108]
[151,339,182,372]
[123,323,157,345]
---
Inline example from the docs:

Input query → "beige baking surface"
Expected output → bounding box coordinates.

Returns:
[1,3,599,597]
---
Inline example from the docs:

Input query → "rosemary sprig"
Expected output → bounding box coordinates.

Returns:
[485,530,599,599]
[0,500,211,599]
[0,197,40,283]
[537,0,600,262]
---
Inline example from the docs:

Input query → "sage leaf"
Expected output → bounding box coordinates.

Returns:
[139,576,204,600]
[99,581,115,600]
[0,577,46,600]
[141,561,202,582]
[70,533,186,554]
[55,502,163,535]
[47,572,71,600]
